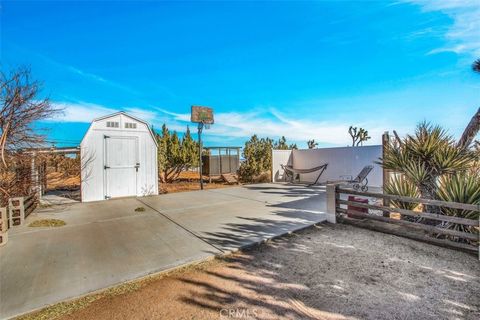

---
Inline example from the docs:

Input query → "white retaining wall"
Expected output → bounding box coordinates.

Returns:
[272,145,383,186]
[271,150,293,182]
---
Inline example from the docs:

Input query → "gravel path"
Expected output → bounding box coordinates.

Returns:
[31,223,480,320]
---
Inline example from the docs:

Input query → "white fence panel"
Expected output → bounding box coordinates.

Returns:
[272,145,383,186]
[271,150,293,182]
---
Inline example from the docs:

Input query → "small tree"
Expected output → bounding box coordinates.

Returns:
[0,67,61,167]
[274,136,297,150]
[348,126,371,146]
[181,126,199,170]
[0,67,61,204]
[156,124,199,183]
[238,135,273,182]
[239,135,297,182]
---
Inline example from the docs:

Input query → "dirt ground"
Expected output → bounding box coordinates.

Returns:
[159,171,235,194]
[25,223,479,320]
[45,170,234,197]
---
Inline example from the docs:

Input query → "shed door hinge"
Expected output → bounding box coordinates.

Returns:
[104,165,110,169]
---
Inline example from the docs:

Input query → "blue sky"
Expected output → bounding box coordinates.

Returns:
[1,0,479,148]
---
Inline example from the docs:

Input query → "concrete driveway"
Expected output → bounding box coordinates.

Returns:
[0,183,328,319]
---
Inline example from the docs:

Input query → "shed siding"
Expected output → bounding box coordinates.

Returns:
[80,113,158,202]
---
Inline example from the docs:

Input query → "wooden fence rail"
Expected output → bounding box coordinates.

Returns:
[327,184,480,257]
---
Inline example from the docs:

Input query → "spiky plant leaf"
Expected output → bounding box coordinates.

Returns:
[384,176,420,210]
[437,173,480,237]
[380,122,474,202]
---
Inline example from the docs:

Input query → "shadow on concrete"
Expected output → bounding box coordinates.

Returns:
[244,184,325,197]
[198,209,325,252]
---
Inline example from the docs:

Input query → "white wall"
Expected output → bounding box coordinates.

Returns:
[271,150,293,182]
[272,145,383,186]
[81,113,158,202]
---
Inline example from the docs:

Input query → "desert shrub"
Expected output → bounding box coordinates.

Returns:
[437,172,480,235]
[238,135,296,182]
[380,122,476,211]
[156,124,199,183]
[383,175,420,210]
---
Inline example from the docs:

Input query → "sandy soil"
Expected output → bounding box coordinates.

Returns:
[38,223,480,320]
[45,170,234,196]
[159,171,236,194]
[160,181,233,194]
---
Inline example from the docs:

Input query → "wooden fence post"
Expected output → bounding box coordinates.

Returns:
[326,184,337,224]
[382,131,391,217]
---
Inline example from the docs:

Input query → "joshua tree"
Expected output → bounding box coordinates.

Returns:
[457,59,480,149]
[348,126,371,146]
[307,139,318,149]
[380,122,476,211]
[473,58,480,73]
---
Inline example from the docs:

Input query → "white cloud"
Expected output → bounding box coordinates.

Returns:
[50,102,117,122]
[67,66,108,83]
[154,108,191,122]
[49,102,387,146]
[406,0,480,56]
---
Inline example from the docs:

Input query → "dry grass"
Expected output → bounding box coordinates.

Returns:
[134,207,146,212]
[28,219,66,228]
[160,181,232,194]
[47,172,80,190]
[160,171,236,194]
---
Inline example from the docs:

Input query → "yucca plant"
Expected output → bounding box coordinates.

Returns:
[384,175,420,211]
[380,122,476,212]
[437,172,480,238]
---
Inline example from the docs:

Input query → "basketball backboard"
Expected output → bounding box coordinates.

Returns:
[191,106,214,124]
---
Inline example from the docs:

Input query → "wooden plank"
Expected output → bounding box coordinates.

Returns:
[337,199,479,226]
[221,173,238,184]
[338,215,478,253]
[337,187,480,211]
[337,208,478,241]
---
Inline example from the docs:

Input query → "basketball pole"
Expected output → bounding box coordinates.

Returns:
[198,122,204,190]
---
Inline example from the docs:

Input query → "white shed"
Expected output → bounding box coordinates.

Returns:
[80,112,158,202]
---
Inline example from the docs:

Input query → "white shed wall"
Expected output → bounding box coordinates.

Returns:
[271,150,293,182]
[80,113,158,202]
[272,145,383,186]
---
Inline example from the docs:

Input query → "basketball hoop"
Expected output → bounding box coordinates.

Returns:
[191,106,214,190]
[191,106,214,124]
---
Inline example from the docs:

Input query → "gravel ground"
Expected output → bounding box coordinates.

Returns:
[27,223,480,320]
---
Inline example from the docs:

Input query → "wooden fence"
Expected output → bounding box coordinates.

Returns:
[327,185,480,256]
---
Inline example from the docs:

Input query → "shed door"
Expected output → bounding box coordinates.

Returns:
[104,136,139,199]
